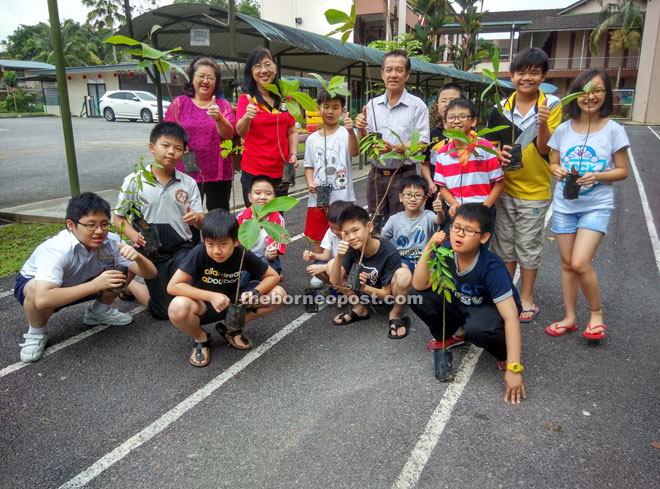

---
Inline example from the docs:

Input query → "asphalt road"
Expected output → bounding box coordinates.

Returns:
[0,117,153,208]
[0,126,659,488]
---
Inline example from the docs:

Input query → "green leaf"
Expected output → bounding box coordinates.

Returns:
[481,80,495,99]
[442,276,454,289]
[279,78,297,97]
[259,196,298,216]
[125,48,143,57]
[260,220,291,244]
[431,280,438,292]
[251,203,263,216]
[492,45,500,75]
[285,99,303,124]
[264,83,281,97]
[444,289,452,303]
[150,25,162,36]
[482,68,494,80]
[141,44,164,60]
[474,143,500,156]
[328,76,345,89]
[333,87,351,96]
[340,30,351,45]
[325,9,351,25]
[136,60,151,70]
[442,129,471,144]
[289,91,318,112]
[309,73,328,90]
[238,218,261,251]
[170,62,189,82]
[561,92,582,105]
[104,35,141,46]
[153,59,169,74]
[409,128,420,148]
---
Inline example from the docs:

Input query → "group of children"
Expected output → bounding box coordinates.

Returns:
[14,47,629,404]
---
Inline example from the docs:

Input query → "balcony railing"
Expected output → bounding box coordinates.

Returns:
[548,56,639,71]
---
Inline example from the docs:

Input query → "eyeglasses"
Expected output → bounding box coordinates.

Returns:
[402,193,425,200]
[195,74,216,82]
[450,224,482,236]
[445,114,472,122]
[252,61,275,71]
[583,89,606,96]
[74,221,110,232]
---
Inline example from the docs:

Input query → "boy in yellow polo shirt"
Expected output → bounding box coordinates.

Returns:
[484,48,562,323]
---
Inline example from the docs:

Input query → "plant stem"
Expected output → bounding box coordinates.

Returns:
[235,247,246,304]
[442,294,446,353]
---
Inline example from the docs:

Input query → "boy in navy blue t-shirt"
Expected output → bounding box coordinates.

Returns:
[410,203,526,403]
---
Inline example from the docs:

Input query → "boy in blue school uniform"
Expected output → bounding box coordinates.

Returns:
[410,203,526,403]
[14,192,157,363]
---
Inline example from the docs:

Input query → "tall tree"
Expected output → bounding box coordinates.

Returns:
[589,0,645,55]
[81,0,126,31]
[446,0,493,72]
[409,0,451,62]
[33,20,103,67]
[171,0,261,17]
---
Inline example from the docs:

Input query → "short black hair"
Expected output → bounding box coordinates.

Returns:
[150,122,188,149]
[242,47,281,107]
[454,203,492,234]
[317,89,346,107]
[337,204,370,228]
[66,192,111,222]
[400,175,428,195]
[249,174,275,193]
[438,83,465,99]
[382,49,411,72]
[182,56,223,98]
[509,47,549,75]
[202,209,239,240]
[444,98,477,119]
[326,200,354,224]
[563,69,613,120]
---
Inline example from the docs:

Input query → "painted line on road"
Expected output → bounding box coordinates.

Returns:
[648,126,660,142]
[0,306,145,379]
[392,209,552,488]
[0,289,14,299]
[628,144,660,275]
[57,309,321,489]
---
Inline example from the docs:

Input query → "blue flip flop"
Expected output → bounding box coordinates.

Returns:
[519,306,539,323]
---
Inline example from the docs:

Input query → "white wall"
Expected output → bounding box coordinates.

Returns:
[261,0,354,42]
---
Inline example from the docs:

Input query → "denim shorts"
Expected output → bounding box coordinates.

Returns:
[552,209,611,235]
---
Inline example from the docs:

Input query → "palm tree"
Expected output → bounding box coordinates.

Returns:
[589,0,645,55]
[447,0,493,72]
[34,20,103,67]
[409,0,452,62]
[81,0,127,63]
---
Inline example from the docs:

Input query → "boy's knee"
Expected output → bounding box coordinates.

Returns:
[168,296,194,322]
[393,267,412,290]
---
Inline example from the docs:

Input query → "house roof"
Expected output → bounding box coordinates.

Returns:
[520,12,624,32]
[441,9,561,33]
[0,59,55,70]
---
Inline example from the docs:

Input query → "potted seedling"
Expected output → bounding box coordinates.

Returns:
[115,157,163,255]
[344,129,427,291]
[105,26,198,173]
[227,196,298,331]
[421,241,457,382]
[263,78,318,187]
[107,246,128,295]
[441,125,509,164]
[302,236,320,313]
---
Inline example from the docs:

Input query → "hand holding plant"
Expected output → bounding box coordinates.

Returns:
[209,292,230,313]
[118,242,139,262]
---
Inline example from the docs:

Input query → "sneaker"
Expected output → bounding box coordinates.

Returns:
[426,331,466,351]
[310,276,324,289]
[84,306,133,326]
[497,360,507,372]
[19,332,48,363]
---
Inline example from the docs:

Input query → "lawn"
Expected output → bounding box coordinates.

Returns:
[0,222,64,277]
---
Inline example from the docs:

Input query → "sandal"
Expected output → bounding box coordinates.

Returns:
[216,323,254,350]
[332,309,370,326]
[583,323,606,340]
[388,317,410,339]
[545,322,578,337]
[190,333,211,367]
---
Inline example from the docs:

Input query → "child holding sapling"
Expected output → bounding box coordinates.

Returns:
[545,69,629,341]
[433,98,504,237]
[410,204,525,403]
[303,200,353,289]
[304,90,358,254]
[14,193,157,363]
[167,209,285,366]
[237,175,286,286]
[114,122,205,320]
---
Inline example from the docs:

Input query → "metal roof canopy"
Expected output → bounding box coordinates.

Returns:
[116,3,494,96]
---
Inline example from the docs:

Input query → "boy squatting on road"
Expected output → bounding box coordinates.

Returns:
[14,192,157,363]
[167,209,286,367]
[114,122,205,320]
[329,205,411,339]
[303,89,358,254]
[410,203,526,403]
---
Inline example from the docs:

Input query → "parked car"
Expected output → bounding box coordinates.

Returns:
[99,90,170,123]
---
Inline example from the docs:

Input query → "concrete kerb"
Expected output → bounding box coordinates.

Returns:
[0,157,371,224]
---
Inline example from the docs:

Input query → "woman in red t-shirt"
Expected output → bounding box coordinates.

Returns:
[236,47,298,206]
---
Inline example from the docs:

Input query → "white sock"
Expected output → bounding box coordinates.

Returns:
[89,300,110,313]
[28,325,46,335]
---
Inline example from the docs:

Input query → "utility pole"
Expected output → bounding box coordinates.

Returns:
[398,0,406,38]
[383,0,391,41]
[47,0,80,197]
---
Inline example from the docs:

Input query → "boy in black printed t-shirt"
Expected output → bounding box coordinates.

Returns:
[167,209,285,367]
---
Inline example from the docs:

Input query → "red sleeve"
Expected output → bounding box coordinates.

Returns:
[236,94,249,120]
[237,207,252,225]
[287,112,295,128]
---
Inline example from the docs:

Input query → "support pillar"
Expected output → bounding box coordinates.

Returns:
[632,0,660,124]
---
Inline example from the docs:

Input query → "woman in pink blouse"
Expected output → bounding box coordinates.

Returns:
[165,56,236,211]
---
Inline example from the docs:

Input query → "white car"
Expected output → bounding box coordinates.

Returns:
[99,90,170,123]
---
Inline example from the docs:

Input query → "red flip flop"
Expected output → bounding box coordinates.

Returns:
[583,323,606,340]
[546,322,578,337]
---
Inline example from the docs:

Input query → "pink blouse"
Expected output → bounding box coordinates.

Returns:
[165,95,236,182]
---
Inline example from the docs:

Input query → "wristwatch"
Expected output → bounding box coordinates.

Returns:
[507,362,524,373]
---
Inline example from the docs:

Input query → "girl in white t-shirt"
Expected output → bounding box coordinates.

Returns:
[546,69,629,341]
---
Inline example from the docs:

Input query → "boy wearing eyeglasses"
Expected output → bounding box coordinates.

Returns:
[432,98,504,235]
[411,203,526,404]
[14,192,157,363]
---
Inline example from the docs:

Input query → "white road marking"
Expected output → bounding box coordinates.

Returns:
[0,289,14,299]
[648,126,660,142]
[0,306,145,379]
[628,144,660,274]
[392,209,552,488]
[57,309,320,489]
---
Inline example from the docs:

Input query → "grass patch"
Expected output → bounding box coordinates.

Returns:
[0,222,64,277]
[0,112,52,118]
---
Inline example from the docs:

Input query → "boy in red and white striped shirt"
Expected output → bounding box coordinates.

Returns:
[432,98,504,233]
